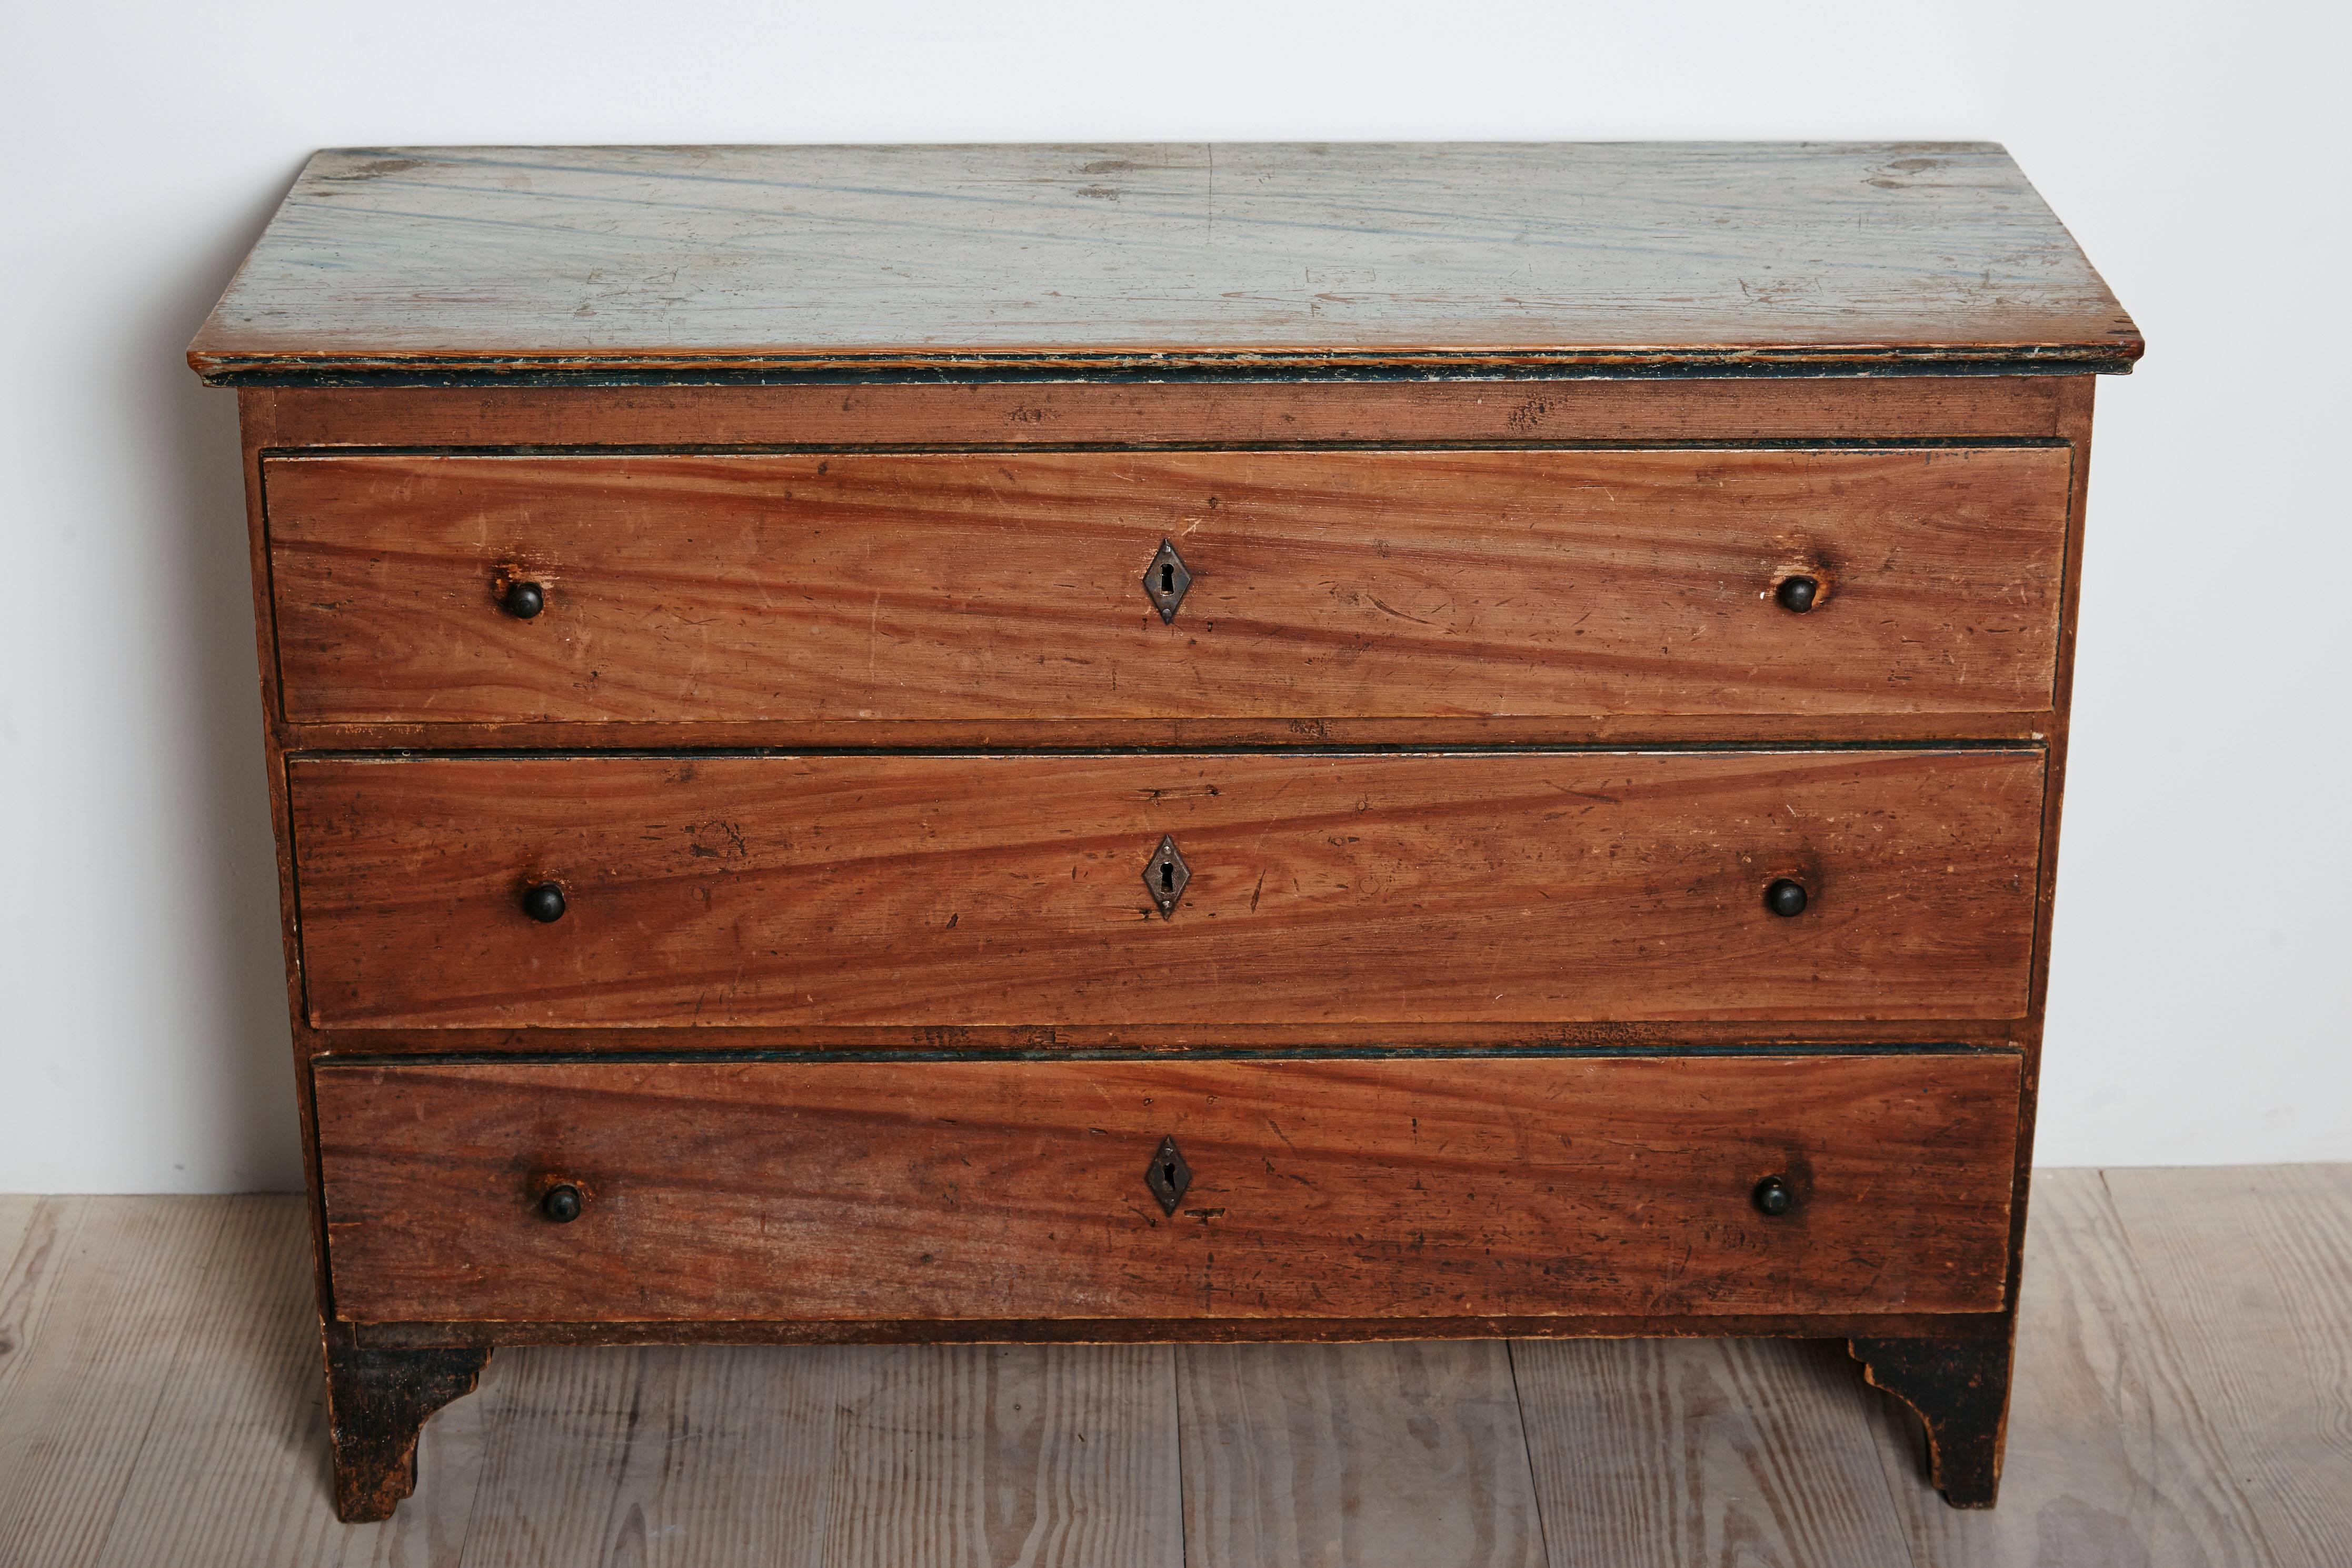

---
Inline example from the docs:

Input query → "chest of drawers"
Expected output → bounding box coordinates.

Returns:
[190,142,2138,1520]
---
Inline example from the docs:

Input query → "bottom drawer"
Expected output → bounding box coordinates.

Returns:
[315,1054,2020,1324]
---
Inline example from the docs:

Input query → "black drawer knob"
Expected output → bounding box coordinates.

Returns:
[1776,575,1819,613]
[1753,1175,1793,1216]
[541,1184,583,1223]
[521,882,567,923]
[501,580,546,619]
[1765,878,1809,918]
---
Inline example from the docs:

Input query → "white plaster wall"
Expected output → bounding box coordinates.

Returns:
[2,1,2344,1190]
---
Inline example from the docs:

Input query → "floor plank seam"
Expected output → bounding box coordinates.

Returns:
[1168,1345,1191,1568]
[1501,1340,1557,1568]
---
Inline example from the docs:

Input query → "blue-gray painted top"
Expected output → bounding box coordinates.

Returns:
[188,143,2141,385]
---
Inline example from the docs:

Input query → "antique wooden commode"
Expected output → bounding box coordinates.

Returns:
[189,143,2138,1519]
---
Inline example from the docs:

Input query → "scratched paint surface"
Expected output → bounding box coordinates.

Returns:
[190,143,2142,377]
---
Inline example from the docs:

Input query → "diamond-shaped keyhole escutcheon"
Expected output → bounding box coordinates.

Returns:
[1144,1135,1192,1216]
[1143,835,1190,918]
[1142,539,1191,623]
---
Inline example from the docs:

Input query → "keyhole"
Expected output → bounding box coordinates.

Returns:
[1142,541,1191,624]
[1141,834,1189,917]
[1144,1133,1190,1214]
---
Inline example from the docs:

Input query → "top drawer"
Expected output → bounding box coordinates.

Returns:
[262,447,2071,728]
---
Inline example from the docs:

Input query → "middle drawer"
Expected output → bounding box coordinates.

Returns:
[287,750,2044,1029]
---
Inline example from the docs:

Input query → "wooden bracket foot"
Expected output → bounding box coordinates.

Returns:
[322,1324,491,1522]
[1848,1333,2014,1509]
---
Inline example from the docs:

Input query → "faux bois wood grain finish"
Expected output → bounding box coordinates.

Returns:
[187,143,2141,382]
[188,141,2138,1517]
[312,1054,2024,1324]
[263,446,2073,727]
[285,748,2045,1030]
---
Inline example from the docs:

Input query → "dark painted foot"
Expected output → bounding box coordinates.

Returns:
[1848,1333,2014,1509]
[322,1325,491,1522]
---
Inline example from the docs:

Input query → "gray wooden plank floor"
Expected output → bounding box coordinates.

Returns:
[0,1167,2343,1568]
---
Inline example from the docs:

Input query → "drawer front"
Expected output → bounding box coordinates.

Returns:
[288,750,2043,1029]
[264,447,2071,726]
[315,1054,2021,1324]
